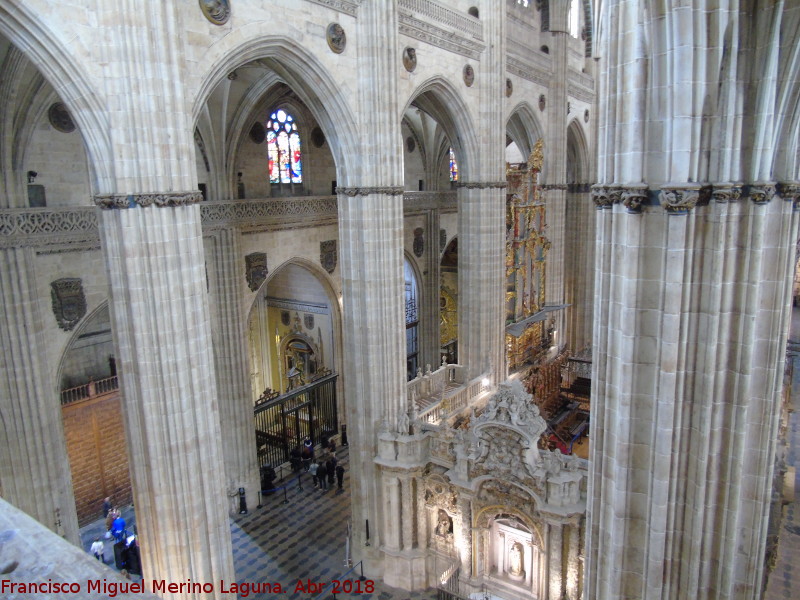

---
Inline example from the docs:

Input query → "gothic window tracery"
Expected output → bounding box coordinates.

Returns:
[267,109,302,184]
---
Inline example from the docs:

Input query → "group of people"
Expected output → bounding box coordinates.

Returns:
[291,436,346,493]
[90,497,141,577]
[103,499,127,542]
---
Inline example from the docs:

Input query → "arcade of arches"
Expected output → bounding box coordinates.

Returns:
[1,2,799,600]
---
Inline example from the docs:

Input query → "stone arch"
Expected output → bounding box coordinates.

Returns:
[246,256,344,404]
[0,3,112,194]
[402,76,480,183]
[506,101,545,161]
[566,118,590,185]
[473,502,544,548]
[191,36,359,187]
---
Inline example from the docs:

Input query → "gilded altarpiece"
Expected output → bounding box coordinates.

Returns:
[505,141,551,371]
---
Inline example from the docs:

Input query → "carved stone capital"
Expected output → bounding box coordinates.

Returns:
[334,186,405,196]
[590,185,611,209]
[749,182,777,205]
[658,184,709,215]
[620,184,648,214]
[776,182,800,209]
[93,191,203,209]
[710,183,743,203]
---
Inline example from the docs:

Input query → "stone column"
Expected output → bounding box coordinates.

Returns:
[458,495,473,579]
[204,227,260,508]
[419,208,441,368]
[458,0,507,384]
[566,521,581,600]
[400,476,414,551]
[383,476,401,552]
[588,3,800,599]
[548,520,564,600]
[0,246,79,543]
[342,1,406,563]
[93,2,234,595]
[542,0,571,350]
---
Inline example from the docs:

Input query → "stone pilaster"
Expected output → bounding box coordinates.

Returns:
[204,228,260,508]
[400,476,414,550]
[0,246,79,543]
[566,521,581,600]
[548,520,564,600]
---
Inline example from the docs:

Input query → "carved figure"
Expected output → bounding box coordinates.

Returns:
[402,47,417,72]
[509,542,523,576]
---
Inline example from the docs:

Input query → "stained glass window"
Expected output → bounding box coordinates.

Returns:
[267,109,302,184]
[449,147,459,182]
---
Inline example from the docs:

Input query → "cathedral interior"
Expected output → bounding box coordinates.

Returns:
[1,1,799,599]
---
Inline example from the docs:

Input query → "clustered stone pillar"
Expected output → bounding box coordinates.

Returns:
[204,227,260,507]
[0,246,80,544]
[97,197,235,596]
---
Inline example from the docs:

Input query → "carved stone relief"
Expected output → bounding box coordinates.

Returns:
[51,278,86,331]
[463,64,475,87]
[320,240,337,273]
[403,47,417,72]
[506,78,513,97]
[199,0,230,25]
[326,22,346,53]
[413,227,424,257]
[245,252,268,292]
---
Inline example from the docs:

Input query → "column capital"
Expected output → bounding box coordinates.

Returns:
[748,182,777,205]
[620,184,649,214]
[93,191,202,209]
[590,184,622,209]
[777,181,800,210]
[710,182,744,203]
[658,183,711,215]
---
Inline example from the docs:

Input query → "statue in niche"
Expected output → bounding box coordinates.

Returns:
[508,541,524,577]
[436,510,452,537]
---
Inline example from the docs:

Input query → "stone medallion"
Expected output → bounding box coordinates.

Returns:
[584,109,590,123]
[199,0,230,25]
[506,78,513,97]
[326,23,346,53]
[311,127,326,148]
[320,240,337,274]
[245,252,268,291]
[538,94,546,111]
[406,136,416,153]
[463,64,475,87]
[249,122,265,144]
[48,103,75,133]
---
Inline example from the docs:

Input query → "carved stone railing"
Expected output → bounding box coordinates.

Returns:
[403,190,458,213]
[60,375,119,406]
[410,363,491,425]
[399,0,482,39]
[200,196,338,231]
[0,206,99,251]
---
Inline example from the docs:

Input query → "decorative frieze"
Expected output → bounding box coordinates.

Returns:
[399,19,485,61]
[456,181,508,189]
[507,55,550,87]
[94,191,203,209]
[749,182,777,205]
[335,186,405,196]
[303,0,359,17]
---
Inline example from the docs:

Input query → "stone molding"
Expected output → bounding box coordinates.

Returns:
[335,186,405,196]
[93,191,203,209]
[399,19,485,60]
[403,191,458,213]
[567,71,595,103]
[749,182,777,205]
[399,0,482,39]
[506,55,550,87]
[455,181,508,189]
[303,0,360,17]
[542,184,568,191]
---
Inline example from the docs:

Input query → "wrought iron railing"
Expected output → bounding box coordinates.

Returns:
[254,372,338,469]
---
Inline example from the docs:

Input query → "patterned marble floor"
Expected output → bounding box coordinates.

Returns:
[81,446,437,599]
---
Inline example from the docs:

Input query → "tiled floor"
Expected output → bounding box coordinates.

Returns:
[81,446,437,599]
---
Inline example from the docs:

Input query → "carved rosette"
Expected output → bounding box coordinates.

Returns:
[777,182,800,210]
[620,184,648,214]
[710,183,743,203]
[334,186,404,196]
[94,191,203,209]
[51,278,86,331]
[749,182,777,205]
